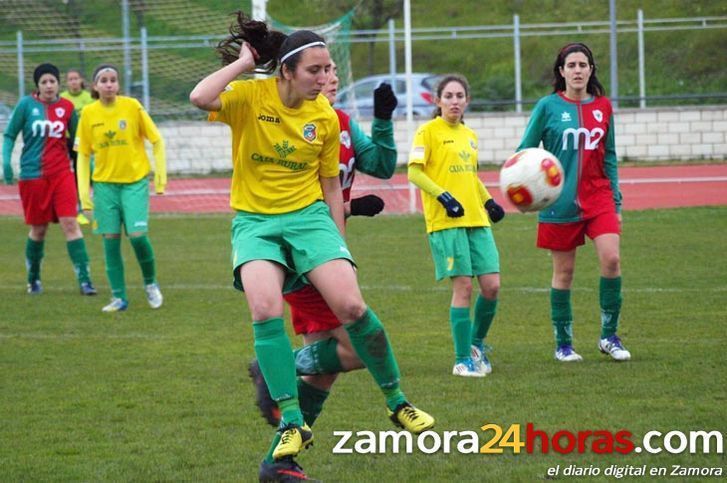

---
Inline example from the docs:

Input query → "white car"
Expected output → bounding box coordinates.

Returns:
[335,73,441,118]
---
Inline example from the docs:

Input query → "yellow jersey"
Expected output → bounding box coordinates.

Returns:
[77,96,161,183]
[211,77,340,214]
[409,116,491,233]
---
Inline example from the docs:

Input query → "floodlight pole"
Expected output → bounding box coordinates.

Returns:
[16,31,24,98]
[122,0,132,96]
[609,0,618,108]
[404,0,416,214]
[252,0,267,21]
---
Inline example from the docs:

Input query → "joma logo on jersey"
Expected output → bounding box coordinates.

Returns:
[31,120,64,138]
[561,127,604,151]
[257,114,281,124]
[105,130,116,140]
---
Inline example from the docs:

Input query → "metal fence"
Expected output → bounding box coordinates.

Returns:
[1,10,725,119]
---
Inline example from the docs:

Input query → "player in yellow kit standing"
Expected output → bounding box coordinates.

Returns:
[76,63,167,313]
[408,74,505,378]
[190,11,434,481]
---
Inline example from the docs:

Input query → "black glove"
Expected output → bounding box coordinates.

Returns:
[485,199,505,223]
[350,194,385,217]
[373,83,398,120]
[437,192,464,217]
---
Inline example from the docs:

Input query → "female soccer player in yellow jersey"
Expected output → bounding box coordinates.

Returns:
[189,11,433,481]
[408,74,506,378]
[76,64,166,313]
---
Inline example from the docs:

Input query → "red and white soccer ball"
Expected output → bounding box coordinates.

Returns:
[500,148,564,213]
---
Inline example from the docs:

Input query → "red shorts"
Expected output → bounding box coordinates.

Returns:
[284,284,341,335]
[18,171,78,225]
[537,211,621,251]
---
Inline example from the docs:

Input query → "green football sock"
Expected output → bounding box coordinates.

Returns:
[25,238,44,283]
[551,288,573,347]
[103,237,126,300]
[298,378,329,427]
[262,378,330,464]
[600,276,622,339]
[66,238,91,284]
[344,308,406,411]
[472,295,498,346]
[253,318,302,426]
[129,235,156,285]
[294,338,343,375]
[449,306,472,363]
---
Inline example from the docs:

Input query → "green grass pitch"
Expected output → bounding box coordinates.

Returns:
[0,207,725,481]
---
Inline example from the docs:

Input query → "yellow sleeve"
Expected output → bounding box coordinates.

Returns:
[76,113,92,156]
[152,137,167,194]
[408,125,429,166]
[215,80,249,126]
[477,179,492,203]
[76,152,93,209]
[408,164,445,198]
[139,105,161,144]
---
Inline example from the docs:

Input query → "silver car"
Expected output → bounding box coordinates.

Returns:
[335,73,441,118]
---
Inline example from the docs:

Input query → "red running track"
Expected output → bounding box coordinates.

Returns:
[1,164,725,216]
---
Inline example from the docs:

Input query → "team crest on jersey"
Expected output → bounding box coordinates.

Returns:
[55,107,65,117]
[340,130,351,149]
[469,139,477,150]
[119,120,127,130]
[593,109,603,122]
[303,123,317,142]
[561,111,571,122]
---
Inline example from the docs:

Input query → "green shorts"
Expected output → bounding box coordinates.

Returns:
[428,226,499,281]
[231,201,355,291]
[92,178,150,235]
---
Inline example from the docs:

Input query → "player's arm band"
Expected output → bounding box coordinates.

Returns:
[408,164,445,198]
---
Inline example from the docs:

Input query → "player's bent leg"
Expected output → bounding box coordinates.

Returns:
[308,261,436,433]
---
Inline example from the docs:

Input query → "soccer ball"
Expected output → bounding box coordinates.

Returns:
[499,148,564,213]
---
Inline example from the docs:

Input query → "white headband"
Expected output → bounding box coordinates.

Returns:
[279,41,326,64]
[94,67,118,82]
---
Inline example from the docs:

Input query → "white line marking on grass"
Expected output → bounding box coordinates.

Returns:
[1,284,724,293]
[0,332,173,340]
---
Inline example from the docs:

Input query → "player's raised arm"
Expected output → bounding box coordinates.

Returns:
[189,43,258,111]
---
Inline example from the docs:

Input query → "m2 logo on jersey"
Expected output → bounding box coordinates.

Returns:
[593,109,603,122]
[561,127,604,151]
[303,123,317,142]
[31,120,64,138]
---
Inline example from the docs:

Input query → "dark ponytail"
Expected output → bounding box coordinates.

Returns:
[217,11,326,76]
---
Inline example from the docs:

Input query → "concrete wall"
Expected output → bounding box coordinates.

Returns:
[3,106,725,174]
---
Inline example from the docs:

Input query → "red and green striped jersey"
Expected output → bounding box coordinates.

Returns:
[518,92,621,223]
[3,94,78,180]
